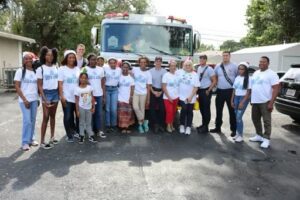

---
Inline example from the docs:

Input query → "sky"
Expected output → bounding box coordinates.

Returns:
[151,0,250,48]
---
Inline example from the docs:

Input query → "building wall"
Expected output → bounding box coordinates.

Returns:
[0,37,21,87]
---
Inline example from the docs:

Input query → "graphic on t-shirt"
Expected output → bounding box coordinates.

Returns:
[81,92,92,105]
[66,74,78,84]
[135,75,147,84]
[44,70,58,81]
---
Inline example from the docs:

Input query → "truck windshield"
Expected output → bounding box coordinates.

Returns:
[102,23,192,56]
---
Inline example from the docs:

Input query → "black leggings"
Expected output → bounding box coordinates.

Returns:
[179,100,194,127]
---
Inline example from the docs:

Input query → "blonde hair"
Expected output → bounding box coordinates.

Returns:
[183,60,194,72]
[77,43,85,49]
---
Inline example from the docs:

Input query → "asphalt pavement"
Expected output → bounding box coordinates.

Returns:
[0,92,299,200]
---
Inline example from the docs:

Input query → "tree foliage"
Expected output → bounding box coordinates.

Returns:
[0,0,149,53]
[220,40,245,52]
[243,0,300,46]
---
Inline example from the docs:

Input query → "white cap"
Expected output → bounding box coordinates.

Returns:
[239,62,249,68]
[64,50,76,58]
[108,57,117,62]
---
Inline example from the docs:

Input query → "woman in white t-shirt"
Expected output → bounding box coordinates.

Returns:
[36,47,59,150]
[132,57,152,134]
[117,62,135,133]
[231,62,251,143]
[58,50,80,142]
[14,53,39,151]
[85,54,106,138]
[162,60,179,133]
[75,72,97,144]
[177,60,200,135]
[104,57,122,133]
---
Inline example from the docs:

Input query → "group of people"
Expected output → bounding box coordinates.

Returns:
[14,43,279,151]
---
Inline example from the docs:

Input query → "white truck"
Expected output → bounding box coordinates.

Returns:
[91,12,200,68]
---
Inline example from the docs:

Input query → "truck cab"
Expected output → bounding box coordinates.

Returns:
[91,12,200,68]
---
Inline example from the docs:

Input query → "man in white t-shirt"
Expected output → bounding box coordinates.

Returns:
[249,56,279,149]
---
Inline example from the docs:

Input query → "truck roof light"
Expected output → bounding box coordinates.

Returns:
[168,16,187,24]
[105,12,129,19]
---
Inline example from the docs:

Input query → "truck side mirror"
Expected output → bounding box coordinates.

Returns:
[91,26,100,49]
[193,33,200,50]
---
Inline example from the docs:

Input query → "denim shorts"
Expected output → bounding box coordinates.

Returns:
[43,89,59,103]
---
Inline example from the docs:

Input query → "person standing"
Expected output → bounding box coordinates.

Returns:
[210,51,238,136]
[76,44,87,69]
[14,53,39,151]
[58,50,80,142]
[104,57,122,132]
[96,56,106,67]
[196,54,216,134]
[132,57,152,133]
[249,56,279,148]
[85,54,106,138]
[230,62,251,143]
[177,60,200,135]
[75,72,97,144]
[149,56,167,133]
[117,62,135,133]
[37,47,59,149]
[162,60,179,133]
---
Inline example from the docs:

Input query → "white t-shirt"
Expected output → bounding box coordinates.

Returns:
[132,67,152,95]
[118,75,135,103]
[58,66,80,103]
[14,68,39,103]
[250,69,279,104]
[75,85,93,110]
[162,72,179,100]
[86,66,105,96]
[233,75,250,96]
[177,69,200,103]
[104,66,121,86]
[36,64,58,90]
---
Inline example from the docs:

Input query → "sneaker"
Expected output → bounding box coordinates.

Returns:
[30,140,39,147]
[41,143,53,150]
[22,144,30,151]
[230,131,236,137]
[66,137,74,143]
[88,136,97,143]
[233,134,239,140]
[143,120,149,132]
[50,137,59,145]
[166,125,172,133]
[260,138,270,149]
[179,125,185,134]
[98,131,107,139]
[79,136,84,144]
[73,133,80,139]
[138,124,145,134]
[249,135,264,142]
[210,128,221,133]
[235,135,244,143]
[185,127,191,135]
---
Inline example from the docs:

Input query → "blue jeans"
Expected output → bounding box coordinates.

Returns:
[93,96,103,132]
[105,86,118,127]
[62,101,77,139]
[233,96,249,136]
[19,101,38,146]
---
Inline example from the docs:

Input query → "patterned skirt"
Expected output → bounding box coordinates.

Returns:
[117,102,135,128]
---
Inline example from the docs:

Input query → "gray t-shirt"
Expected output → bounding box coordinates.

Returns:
[149,67,167,89]
[197,65,215,89]
[214,62,238,89]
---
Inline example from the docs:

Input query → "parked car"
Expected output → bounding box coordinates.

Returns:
[275,64,300,122]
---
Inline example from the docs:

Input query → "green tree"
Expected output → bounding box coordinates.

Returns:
[197,43,215,52]
[220,40,244,52]
[243,0,300,46]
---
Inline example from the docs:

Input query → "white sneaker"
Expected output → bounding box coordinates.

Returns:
[185,127,191,135]
[179,125,185,134]
[235,135,244,143]
[22,144,30,151]
[249,135,264,142]
[233,134,239,140]
[260,138,270,149]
